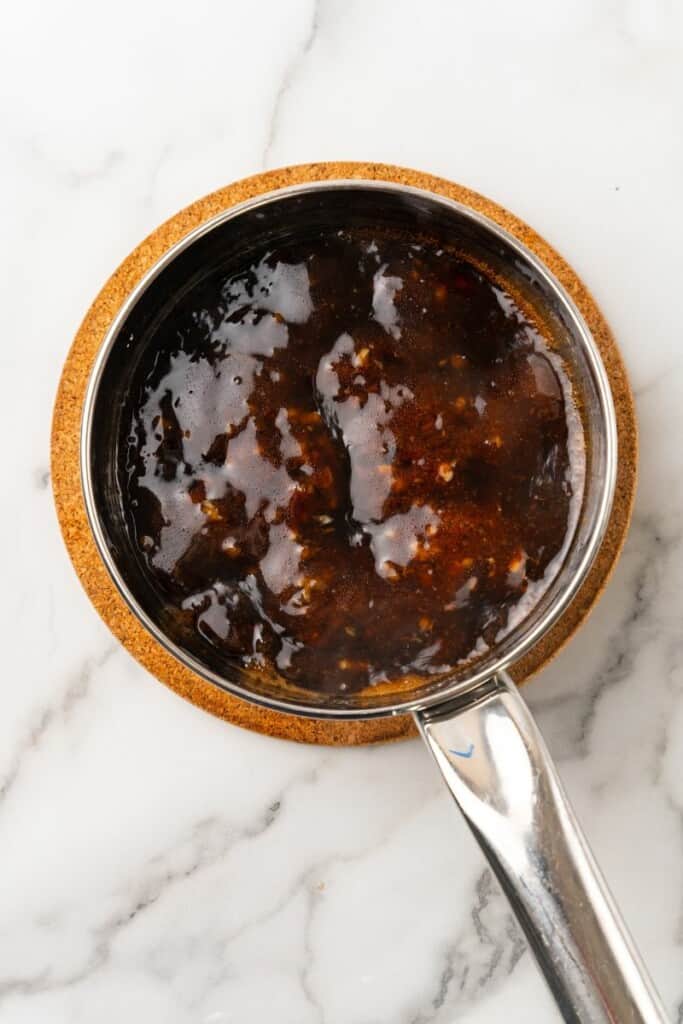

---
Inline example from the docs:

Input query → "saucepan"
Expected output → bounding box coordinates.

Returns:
[80,181,668,1022]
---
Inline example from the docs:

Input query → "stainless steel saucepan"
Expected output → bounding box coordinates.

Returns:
[81,181,669,1023]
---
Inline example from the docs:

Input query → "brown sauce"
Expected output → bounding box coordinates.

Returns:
[120,228,584,695]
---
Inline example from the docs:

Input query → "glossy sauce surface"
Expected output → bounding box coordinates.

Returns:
[120,228,584,695]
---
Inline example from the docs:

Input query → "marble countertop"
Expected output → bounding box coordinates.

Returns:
[3,1,683,1020]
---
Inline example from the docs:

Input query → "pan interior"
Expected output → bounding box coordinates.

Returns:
[84,183,614,718]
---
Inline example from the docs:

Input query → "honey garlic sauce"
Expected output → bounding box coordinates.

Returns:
[121,228,585,695]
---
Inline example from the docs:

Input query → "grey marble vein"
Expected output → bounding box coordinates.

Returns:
[409,871,526,1023]
[15,137,125,190]
[142,142,173,211]
[35,468,50,490]
[0,776,295,1003]
[262,0,321,167]
[0,643,118,808]
[664,793,683,948]
[299,882,326,1024]
[190,790,440,1013]
[634,366,681,399]
[531,513,683,768]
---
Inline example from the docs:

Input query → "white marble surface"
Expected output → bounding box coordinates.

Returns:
[2,0,683,1020]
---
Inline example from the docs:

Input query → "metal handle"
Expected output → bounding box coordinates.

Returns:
[414,672,669,1023]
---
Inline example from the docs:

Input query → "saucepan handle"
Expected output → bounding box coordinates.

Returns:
[414,672,669,1024]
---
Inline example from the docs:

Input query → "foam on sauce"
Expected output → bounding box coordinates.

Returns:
[120,228,585,695]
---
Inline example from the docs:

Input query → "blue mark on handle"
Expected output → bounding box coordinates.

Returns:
[449,742,475,759]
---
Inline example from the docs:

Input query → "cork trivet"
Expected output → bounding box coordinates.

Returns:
[51,162,637,746]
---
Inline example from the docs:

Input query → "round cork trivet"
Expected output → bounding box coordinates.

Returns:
[51,162,637,746]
